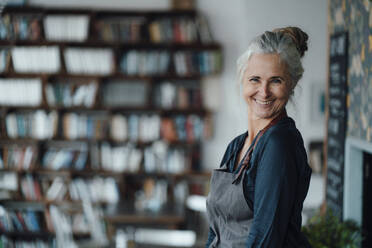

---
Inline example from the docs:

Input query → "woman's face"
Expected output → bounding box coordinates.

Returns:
[242,53,291,121]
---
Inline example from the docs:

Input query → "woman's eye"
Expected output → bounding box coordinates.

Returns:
[249,78,259,82]
[271,78,282,84]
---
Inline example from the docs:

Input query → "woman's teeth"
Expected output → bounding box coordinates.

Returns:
[255,99,273,105]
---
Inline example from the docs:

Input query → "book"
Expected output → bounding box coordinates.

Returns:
[0,48,10,72]
[102,80,147,107]
[46,80,98,108]
[110,114,128,141]
[0,172,18,191]
[44,15,89,41]
[64,48,114,75]
[63,112,108,140]
[0,78,42,106]
[46,177,67,201]
[95,17,145,42]
[120,50,170,76]
[11,15,42,41]
[195,15,214,43]
[11,46,60,73]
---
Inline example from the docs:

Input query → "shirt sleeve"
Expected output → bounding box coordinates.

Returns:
[205,227,216,248]
[245,133,298,247]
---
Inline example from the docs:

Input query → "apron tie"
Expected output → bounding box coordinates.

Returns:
[232,110,287,184]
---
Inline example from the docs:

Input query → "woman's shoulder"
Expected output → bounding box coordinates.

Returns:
[261,116,304,150]
[269,116,300,137]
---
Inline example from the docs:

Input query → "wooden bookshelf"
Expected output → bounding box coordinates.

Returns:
[0,5,221,246]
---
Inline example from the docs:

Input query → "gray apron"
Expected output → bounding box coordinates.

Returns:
[206,111,287,248]
[206,160,253,248]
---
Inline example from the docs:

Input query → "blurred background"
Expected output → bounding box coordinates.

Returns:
[0,0,370,247]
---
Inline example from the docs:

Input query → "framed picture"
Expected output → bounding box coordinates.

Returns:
[309,82,326,125]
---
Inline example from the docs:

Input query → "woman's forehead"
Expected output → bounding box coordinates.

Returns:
[245,53,288,76]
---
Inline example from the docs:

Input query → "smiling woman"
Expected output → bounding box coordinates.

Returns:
[205,27,313,248]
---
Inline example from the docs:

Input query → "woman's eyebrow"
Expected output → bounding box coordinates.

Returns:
[270,76,284,80]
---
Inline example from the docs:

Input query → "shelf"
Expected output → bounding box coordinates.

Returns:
[3,5,197,16]
[0,231,54,240]
[0,168,210,179]
[0,105,209,115]
[0,198,82,206]
[0,231,90,240]
[0,40,221,50]
[0,72,217,80]
[0,138,203,146]
[0,5,221,245]
[104,202,184,226]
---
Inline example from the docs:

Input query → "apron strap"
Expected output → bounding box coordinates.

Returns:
[232,110,287,184]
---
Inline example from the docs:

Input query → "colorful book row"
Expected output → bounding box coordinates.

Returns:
[3,111,209,142]
[0,13,213,43]
[19,174,119,204]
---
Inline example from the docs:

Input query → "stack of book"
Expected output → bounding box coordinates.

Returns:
[119,50,170,75]
[110,114,161,142]
[44,15,89,41]
[0,14,42,41]
[95,17,146,42]
[0,236,54,248]
[19,174,43,201]
[0,206,45,232]
[0,171,18,192]
[161,115,205,142]
[195,15,214,43]
[64,48,114,75]
[70,177,119,204]
[45,80,98,108]
[102,80,147,107]
[44,177,68,201]
[0,48,10,72]
[11,46,60,73]
[173,50,222,75]
[98,142,142,172]
[62,112,109,140]
[0,145,37,170]
[0,78,42,106]
[5,111,58,139]
[153,80,202,109]
[41,147,88,171]
[143,143,188,174]
[134,179,168,212]
[70,213,89,234]
[0,15,13,40]
[173,180,188,204]
[149,18,198,43]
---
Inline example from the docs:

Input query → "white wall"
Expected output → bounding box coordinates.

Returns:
[28,0,328,170]
[198,0,328,169]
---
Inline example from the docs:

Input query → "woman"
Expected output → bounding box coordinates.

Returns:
[205,27,312,247]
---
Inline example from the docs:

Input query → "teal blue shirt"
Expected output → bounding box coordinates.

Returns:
[206,116,312,248]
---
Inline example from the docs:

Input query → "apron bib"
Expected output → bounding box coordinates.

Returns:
[206,163,253,248]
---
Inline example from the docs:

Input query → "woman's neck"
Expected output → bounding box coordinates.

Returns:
[246,109,286,142]
[247,116,271,143]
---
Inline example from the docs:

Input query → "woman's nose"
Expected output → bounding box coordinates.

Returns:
[258,82,270,97]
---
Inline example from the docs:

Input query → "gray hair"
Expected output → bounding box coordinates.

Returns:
[237,30,307,95]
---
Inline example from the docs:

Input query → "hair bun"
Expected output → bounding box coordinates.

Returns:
[273,27,308,57]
